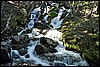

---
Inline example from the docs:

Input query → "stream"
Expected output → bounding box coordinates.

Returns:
[1,1,89,66]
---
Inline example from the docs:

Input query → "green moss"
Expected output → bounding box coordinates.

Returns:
[48,11,57,18]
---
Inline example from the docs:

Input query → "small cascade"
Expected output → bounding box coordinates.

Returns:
[4,1,90,66]
[50,7,71,29]
[43,6,50,15]
[27,40,50,66]
[45,29,63,40]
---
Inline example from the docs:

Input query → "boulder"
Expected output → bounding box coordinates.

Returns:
[40,37,58,48]
[34,43,58,55]
[34,45,48,55]
[1,48,12,64]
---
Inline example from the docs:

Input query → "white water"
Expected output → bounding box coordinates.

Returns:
[27,40,50,66]
[14,29,89,66]
[43,6,50,15]
[13,1,89,66]
[45,29,63,40]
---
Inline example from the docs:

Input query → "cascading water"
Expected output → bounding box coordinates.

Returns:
[10,1,89,66]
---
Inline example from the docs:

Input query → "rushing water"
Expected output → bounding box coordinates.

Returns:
[11,1,89,66]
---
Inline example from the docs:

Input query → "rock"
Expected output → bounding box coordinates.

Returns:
[16,27,23,32]
[34,42,58,55]
[25,54,30,58]
[13,62,38,66]
[41,53,57,62]
[11,44,23,50]
[10,35,24,45]
[18,48,28,56]
[1,43,12,54]
[48,46,58,53]
[34,22,50,29]
[53,61,66,66]
[38,64,42,66]
[1,48,12,64]
[12,51,20,59]
[40,37,58,48]
[34,45,48,55]
[10,37,20,44]
[30,38,39,41]
[26,29,32,33]
[73,56,82,62]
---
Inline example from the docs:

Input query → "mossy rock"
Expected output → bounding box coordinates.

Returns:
[48,11,57,19]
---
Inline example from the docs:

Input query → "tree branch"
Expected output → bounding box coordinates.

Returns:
[1,15,12,34]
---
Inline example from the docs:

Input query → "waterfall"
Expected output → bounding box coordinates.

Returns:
[27,40,50,66]
[10,1,89,66]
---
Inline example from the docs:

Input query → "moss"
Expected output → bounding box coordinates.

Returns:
[48,11,57,19]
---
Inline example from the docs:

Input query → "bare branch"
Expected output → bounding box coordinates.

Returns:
[1,15,12,34]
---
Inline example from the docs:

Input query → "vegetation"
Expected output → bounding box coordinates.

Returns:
[58,1,99,65]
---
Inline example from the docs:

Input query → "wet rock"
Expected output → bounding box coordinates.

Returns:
[30,38,39,41]
[38,64,42,66]
[25,54,30,58]
[40,37,58,48]
[1,44,12,54]
[12,59,38,66]
[34,22,50,29]
[48,46,58,53]
[18,48,28,56]
[10,35,24,45]
[53,62,66,66]
[41,53,57,62]
[11,44,23,50]
[12,51,20,59]
[34,45,48,55]
[34,44,58,55]
[73,57,82,62]
[13,62,39,66]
